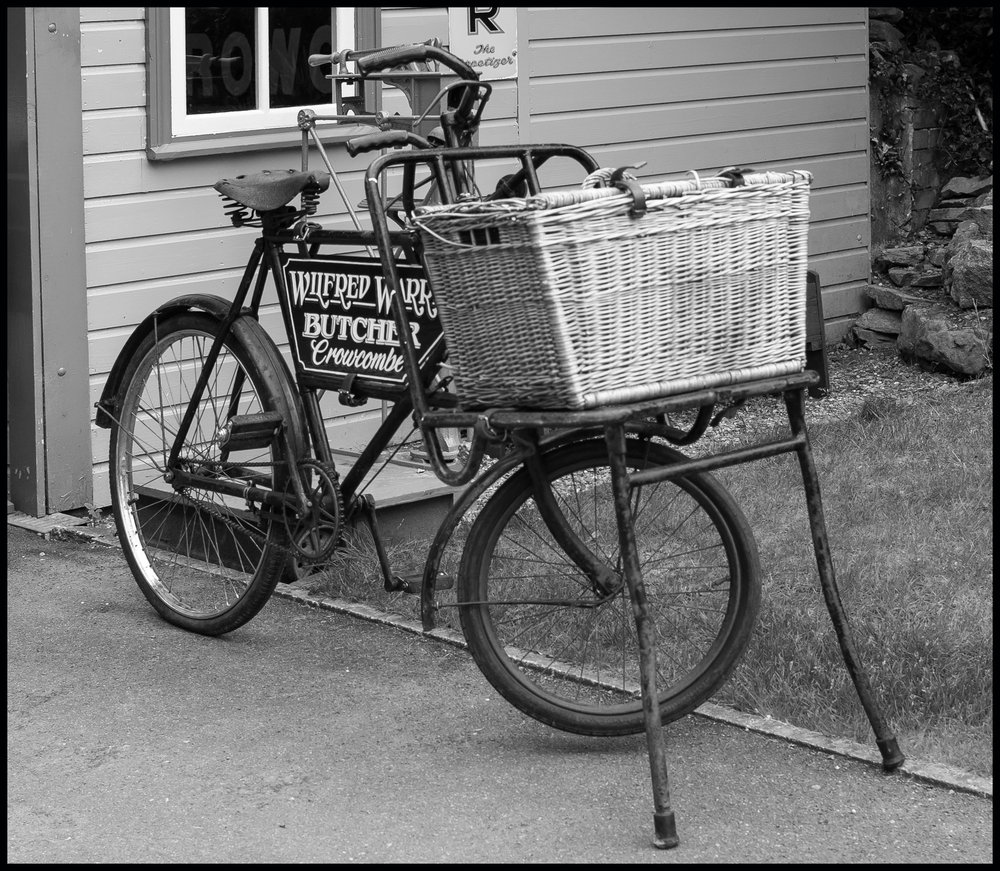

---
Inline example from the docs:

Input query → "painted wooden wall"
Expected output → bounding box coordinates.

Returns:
[81,7,438,506]
[81,6,870,507]
[514,7,871,335]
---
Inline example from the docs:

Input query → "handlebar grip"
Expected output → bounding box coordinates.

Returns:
[356,44,478,82]
[345,130,430,157]
[308,49,356,67]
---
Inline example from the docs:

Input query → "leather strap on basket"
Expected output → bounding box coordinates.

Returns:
[610,166,647,217]
[717,166,755,187]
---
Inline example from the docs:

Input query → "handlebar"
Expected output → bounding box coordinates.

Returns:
[309,43,478,84]
[355,44,478,82]
[346,130,431,158]
[307,49,353,68]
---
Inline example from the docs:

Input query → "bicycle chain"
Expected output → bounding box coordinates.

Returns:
[173,458,343,566]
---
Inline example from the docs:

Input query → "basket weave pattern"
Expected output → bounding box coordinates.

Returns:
[413,170,812,410]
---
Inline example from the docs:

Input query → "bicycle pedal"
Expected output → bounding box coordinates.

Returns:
[216,411,283,450]
[394,573,455,594]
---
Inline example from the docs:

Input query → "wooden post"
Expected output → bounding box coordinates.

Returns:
[6,8,92,514]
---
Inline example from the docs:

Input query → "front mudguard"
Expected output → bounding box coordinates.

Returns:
[94,293,307,460]
[417,426,640,631]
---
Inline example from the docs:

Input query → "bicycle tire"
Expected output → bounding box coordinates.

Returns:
[109,311,295,636]
[458,437,761,736]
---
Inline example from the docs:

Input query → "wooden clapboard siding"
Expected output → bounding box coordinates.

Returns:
[86,189,224,241]
[527,7,862,34]
[519,7,871,343]
[80,6,871,506]
[81,66,145,110]
[87,269,247,333]
[82,108,146,155]
[529,92,864,145]
[528,59,868,113]
[79,20,145,65]
[81,8,145,24]
[528,29,865,77]
[80,8,394,506]
[530,123,871,174]
[86,189,372,243]
[380,6,448,44]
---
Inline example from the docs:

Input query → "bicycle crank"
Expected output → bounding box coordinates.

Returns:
[284,459,344,564]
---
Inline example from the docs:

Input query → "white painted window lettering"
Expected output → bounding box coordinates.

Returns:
[447,7,518,81]
[168,7,355,136]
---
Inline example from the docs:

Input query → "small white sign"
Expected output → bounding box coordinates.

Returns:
[448,7,518,81]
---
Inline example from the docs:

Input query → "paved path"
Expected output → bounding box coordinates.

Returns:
[7,525,993,863]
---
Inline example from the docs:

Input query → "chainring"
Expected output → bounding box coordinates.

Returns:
[283,459,344,564]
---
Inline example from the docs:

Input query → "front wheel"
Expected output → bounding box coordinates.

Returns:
[458,437,761,736]
[109,311,296,636]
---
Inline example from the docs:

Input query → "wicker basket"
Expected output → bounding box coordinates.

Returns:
[411,169,812,410]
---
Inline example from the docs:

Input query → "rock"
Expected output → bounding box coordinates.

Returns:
[869,20,905,51]
[958,204,993,240]
[866,172,992,380]
[903,62,927,87]
[888,265,945,288]
[929,222,958,236]
[866,284,939,310]
[948,240,994,309]
[869,7,904,24]
[889,267,920,287]
[940,175,993,199]
[938,198,975,209]
[856,308,904,335]
[876,245,925,269]
[897,303,993,376]
[911,267,944,288]
[853,328,899,349]
[927,207,969,224]
[948,221,982,251]
[927,248,947,267]
[926,49,961,68]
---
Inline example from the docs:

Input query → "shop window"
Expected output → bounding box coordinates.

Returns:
[147,7,376,159]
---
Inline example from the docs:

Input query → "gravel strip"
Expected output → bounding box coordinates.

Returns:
[695,344,987,451]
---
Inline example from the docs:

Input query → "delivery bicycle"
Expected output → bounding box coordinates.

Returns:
[96,41,904,848]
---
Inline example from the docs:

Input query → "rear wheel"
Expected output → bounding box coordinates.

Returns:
[458,437,761,736]
[109,312,294,635]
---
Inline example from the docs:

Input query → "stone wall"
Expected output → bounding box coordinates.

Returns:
[859,9,992,378]
[868,7,984,246]
[850,176,993,377]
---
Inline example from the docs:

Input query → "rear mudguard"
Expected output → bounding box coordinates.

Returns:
[94,293,307,460]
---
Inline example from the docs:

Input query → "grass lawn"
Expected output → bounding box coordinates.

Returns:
[711,373,992,777]
[309,358,993,778]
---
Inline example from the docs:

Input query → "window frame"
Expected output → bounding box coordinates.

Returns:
[146,6,380,161]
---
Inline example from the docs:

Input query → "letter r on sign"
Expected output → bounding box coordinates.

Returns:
[467,7,502,34]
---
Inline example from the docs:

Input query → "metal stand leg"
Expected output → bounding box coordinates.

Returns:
[604,425,680,849]
[783,389,905,771]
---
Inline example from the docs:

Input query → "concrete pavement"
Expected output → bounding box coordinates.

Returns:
[7,522,993,863]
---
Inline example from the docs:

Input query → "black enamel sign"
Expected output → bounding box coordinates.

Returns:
[278,254,442,386]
